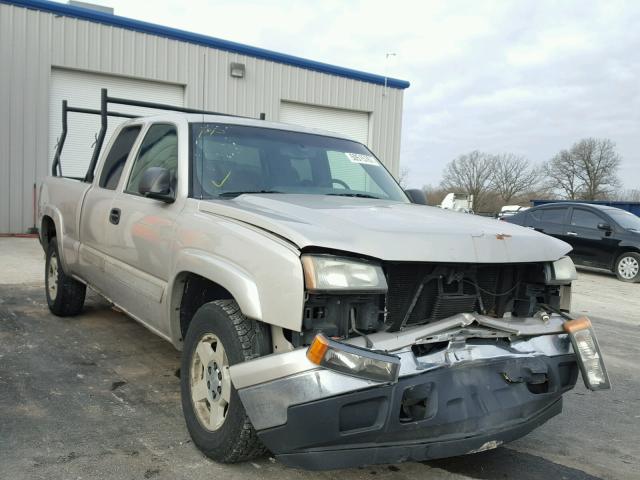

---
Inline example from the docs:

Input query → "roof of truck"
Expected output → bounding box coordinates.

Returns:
[127,113,358,143]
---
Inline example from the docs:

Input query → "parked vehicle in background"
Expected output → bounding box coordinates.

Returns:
[531,199,640,217]
[439,192,474,213]
[505,203,640,282]
[497,205,529,219]
[38,91,611,470]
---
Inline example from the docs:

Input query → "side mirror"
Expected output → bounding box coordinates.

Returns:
[597,222,612,231]
[405,189,427,205]
[138,167,175,203]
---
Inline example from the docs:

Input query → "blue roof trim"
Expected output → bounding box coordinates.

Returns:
[5,0,410,89]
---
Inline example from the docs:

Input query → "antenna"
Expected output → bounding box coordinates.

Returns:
[384,52,397,96]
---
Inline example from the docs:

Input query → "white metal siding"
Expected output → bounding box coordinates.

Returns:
[49,69,184,177]
[280,102,369,145]
[0,3,404,232]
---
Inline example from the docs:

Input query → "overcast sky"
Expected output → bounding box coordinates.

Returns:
[84,0,639,190]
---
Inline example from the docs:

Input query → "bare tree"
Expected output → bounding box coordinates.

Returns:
[544,149,581,199]
[617,189,640,202]
[422,184,448,206]
[544,138,621,200]
[440,151,496,212]
[397,165,410,188]
[490,153,540,204]
[572,138,621,200]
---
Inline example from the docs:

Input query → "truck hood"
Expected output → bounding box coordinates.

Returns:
[198,194,571,263]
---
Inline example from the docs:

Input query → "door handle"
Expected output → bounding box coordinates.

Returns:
[109,208,121,225]
[566,231,578,236]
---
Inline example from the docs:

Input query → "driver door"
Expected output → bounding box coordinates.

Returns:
[567,207,617,269]
[105,122,182,335]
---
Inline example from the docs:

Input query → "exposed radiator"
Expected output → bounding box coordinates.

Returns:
[384,263,511,329]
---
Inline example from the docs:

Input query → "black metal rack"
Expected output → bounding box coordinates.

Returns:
[52,88,263,181]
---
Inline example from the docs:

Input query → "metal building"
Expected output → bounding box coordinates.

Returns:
[0,0,409,233]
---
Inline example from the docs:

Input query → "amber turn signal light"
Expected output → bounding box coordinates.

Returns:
[306,333,400,383]
[563,316,610,391]
[306,334,330,364]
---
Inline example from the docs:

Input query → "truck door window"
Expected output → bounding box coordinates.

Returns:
[99,126,142,190]
[125,124,178,195]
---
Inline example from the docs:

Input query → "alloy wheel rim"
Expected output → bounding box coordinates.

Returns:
[48,252,58,299]
[190,333,230,431]
[618,256,639,279]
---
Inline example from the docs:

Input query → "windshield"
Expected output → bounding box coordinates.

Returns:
[191,123,408,202]
[608,209,640,231]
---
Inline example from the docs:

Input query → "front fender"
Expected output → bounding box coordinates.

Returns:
[168,247,304,347]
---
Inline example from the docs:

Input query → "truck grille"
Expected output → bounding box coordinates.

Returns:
[384,263,509,330]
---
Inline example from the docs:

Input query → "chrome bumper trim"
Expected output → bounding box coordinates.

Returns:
[237,369,380,430]
[234,332,573,431]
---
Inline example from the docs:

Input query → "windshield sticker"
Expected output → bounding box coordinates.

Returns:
[346,153,379,166]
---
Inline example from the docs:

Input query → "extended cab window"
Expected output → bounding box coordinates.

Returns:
[99,126,142,190]
[126,124,178,195]
[571,209,602,229]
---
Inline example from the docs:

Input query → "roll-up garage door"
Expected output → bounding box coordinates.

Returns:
[279,101,369,145]
[49,69,184,178]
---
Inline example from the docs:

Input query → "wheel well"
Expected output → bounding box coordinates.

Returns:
[612,248,640,269]
[178,273,234,340]
[41,216,56,251]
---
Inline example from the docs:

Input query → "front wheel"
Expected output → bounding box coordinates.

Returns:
[180,300,270,463]
[615,252,640,282]
[45,237,86,316]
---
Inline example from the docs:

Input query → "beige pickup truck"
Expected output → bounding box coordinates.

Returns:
[38,92,610,470]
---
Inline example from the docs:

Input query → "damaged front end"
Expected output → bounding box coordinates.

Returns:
[229,254,610,470]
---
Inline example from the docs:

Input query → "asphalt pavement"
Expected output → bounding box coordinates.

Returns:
[0,238,638,480]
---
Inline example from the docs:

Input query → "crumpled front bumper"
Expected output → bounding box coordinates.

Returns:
[257,354,577,469]
[229,315,578,470]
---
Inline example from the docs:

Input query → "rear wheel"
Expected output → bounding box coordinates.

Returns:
[615,252,640,282]
[180,300,270,463]
[45,237,86,316]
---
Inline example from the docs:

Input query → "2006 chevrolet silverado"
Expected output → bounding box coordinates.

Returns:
[38,92,610,470]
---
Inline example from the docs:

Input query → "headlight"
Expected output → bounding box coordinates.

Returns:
[545,256,578,285]
[564,317,611,391]
[307,334,400,383]
[301,254,388,292]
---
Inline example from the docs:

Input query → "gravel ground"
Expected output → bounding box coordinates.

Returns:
[0,238,638,480]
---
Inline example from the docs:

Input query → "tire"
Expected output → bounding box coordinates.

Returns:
[180,300,270,463]
[614,252,640,283]
[45,237,86,316]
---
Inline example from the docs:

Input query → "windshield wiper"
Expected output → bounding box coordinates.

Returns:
[326,192,381,199]
[218,190,283,198]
